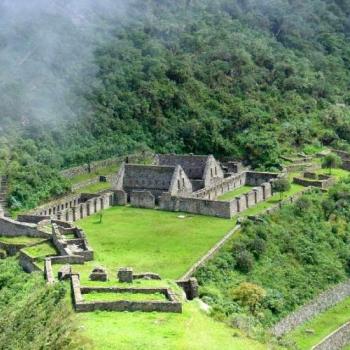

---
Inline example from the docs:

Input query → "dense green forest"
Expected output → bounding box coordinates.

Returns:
[1,0,350,209]
[0,258,87,349]
[195,180,350,334]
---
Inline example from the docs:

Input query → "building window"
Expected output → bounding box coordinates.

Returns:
[182,178,185,187]
[215,167,217,176]
[177,179,181,190]
[210,168,213,177]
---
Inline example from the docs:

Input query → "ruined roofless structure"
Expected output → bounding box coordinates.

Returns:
[114,163,193,202]
[113,154,224,202]
[155,154,224,191]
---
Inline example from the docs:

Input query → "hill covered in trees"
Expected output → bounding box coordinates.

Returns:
[1,0,350,209]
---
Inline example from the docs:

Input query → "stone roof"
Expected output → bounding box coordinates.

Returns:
[156,154,211,180]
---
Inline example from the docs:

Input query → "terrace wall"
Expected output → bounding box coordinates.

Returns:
[272,280,350,337]
[18,251,42,273]
[60,152,153,179]
[312,321,350,350]
[0,217,50,238]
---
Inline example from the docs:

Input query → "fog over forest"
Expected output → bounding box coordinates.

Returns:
[0,0,127,130]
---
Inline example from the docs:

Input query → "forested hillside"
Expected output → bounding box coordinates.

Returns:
[1,0,350,210]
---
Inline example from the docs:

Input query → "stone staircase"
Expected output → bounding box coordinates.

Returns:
[0,176,9,217]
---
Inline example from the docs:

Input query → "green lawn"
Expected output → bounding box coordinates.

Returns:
[217,185,253,201]
[79,299,268,350]
[77,206,236,279]
[76,181,111,194]
[288,296,350,349]
[83,291,166,302]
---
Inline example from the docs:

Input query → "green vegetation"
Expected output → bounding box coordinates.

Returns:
[79,300,268,350]
[23,242,57,259]
[70,164,119,185]
[75,181,111,194]
[272,178,291,200]
[218,186,253,201]
[83,291,166,302]
[77,206,235,279]
[316,167,350,181]
[0,236,46,245]
[241,183,305,217]
[322,153,343,175]
[2,0,350,211]
[196,179,350,330]
[0,258,87,349]
[288,296,350,349]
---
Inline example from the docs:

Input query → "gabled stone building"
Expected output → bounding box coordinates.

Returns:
[155,154,224,191]
[114,163,193,203]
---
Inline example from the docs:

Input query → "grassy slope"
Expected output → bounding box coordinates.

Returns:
[288,296,350,349]
[69,164,119,184]
[74,207,269,349]
[79,300,267,350]
[77,206,236,279]
[218,186,253,201]
[75,181,111,194]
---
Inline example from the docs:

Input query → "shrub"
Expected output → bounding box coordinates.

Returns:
[322,153,342,174]
[231,282,266,315]
[235,250,254,273]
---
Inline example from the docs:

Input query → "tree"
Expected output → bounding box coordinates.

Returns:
[231,282,266,315]
[322,153,342,175]
[272,178,291,200]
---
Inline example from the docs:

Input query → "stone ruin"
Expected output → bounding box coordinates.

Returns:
[113,153,282,218]
[293,172,335,189]
[117,267,161,283]
[90,267,108,281]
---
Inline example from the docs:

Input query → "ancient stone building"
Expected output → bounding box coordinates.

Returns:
[114,163,193,202]
[155,154,224,191]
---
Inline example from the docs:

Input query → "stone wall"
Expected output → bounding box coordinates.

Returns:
[245,171,280,186]
[332,149,350,171]
[19,251,42,273]
[202,155,225,187]
[312,321,350,350]
[130,191,155,209]
[293,175,335,189]
[32,192,114,222]
[229,182,273,216]
[192,172,247,200]
[0,217,50,238]
[272,280,350,337]
[114,190,127,205]
[181,225,241,280]
[17,215,50,224]
[159,194,233,219]
[44,258,55,284]
[71,275,182,313]
[60,152,153,179]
